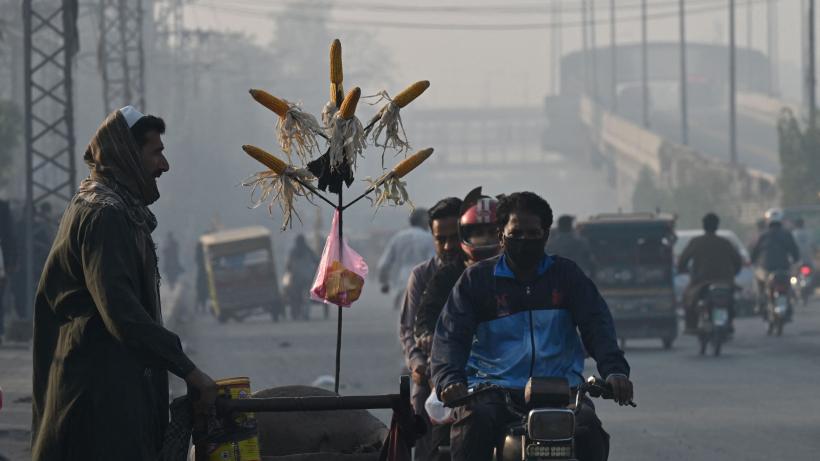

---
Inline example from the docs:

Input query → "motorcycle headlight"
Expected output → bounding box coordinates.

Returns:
[526,443,573,458]
[527,409,575,442]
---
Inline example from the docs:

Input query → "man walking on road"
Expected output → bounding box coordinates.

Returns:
[31,106,217,460]
[378,208,435,310]
[398,197,461,460]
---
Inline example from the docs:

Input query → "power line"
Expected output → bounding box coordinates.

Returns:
[192,0,767,31]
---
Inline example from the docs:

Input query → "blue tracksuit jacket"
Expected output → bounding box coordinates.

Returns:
[431,253,629,395]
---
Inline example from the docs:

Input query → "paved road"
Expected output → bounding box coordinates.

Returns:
[4,287,820,460]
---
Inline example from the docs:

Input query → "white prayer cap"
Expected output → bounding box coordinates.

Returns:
[119,105,145,128]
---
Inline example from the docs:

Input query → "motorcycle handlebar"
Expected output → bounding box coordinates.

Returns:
[444,377,636,408]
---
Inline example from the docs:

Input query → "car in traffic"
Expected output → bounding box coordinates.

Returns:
[673,229,756,316]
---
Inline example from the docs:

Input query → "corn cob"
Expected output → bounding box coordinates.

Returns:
[392,147,434,178]
[392,80,430,108]
[339,87,361,119]
[330,82,344,108]
[249,89,289,117]
[242,145,288,175]
[330,39,343,84]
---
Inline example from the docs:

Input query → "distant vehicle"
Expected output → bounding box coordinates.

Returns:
[783,205,820,266]
[673,229,756,316]
[766,270,793,336]
[578,212,678,350]
[199,226,284,323]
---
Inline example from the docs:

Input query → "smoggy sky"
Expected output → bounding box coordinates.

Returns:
[184,0,807,108]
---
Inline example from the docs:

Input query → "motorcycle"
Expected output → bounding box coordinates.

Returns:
[446,376,635,461]
[790,264,814,306]
[767,270,793,336]
[696,283,733,356]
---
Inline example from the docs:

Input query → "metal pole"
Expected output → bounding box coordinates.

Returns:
[582,0,589,94]
[679,0,688,145]
[591,0,598,103]
[810,0,817,128]
[730,0,738,164]
[552,0,562,95]
[641,0,650,127]
[803,0,809,117]
[767,0,779,95]
[334,187,343,394]
[747,0,753,49]
[23,0,33,318]
[610,0,617,112]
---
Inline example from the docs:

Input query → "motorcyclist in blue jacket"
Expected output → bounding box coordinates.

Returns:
[430,191,633,461]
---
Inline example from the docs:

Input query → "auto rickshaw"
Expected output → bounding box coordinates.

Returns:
[578,212,678,350]
[199,226,284,322]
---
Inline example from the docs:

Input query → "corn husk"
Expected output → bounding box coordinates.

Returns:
[327,113,366,172]
[363,173,414,211]
[277,104,321,165]
[243,167,317,230]
[364,91,410,167]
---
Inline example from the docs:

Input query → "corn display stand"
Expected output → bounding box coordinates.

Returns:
[240,39,433,394]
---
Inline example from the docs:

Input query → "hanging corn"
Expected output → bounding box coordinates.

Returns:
[364,81,430,167]
[363,147,434,210]
[241,144,317,230]
[327,87,366,172]
[249,89,321,165]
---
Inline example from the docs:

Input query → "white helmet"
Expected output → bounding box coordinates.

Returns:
[764,208,784,224]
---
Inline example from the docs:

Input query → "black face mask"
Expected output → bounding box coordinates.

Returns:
[504,237,547,272]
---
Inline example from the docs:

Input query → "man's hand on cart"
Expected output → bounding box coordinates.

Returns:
[186,368,218,414]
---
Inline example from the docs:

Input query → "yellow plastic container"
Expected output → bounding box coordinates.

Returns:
[198,377,261,461]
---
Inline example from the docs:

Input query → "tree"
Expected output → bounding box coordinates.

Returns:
[0,100,21,188]
[777,109,820,207]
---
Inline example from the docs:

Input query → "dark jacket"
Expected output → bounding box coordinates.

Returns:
[32,110,195,461]
[751,226,800,272]
[431,254,629,396]
[414,261,465,340]
[677,233,743,286]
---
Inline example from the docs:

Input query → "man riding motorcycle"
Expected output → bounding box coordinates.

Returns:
[750,208,800,315]
[415,187,502,349]
[430,192,633,461]
[676,213,742,334]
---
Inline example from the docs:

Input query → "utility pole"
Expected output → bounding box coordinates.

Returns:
[810,0,817,128]
[641,0,650,127]
[610,0,617,112]
[747,0,753,49]
[551,0,562,95]
[767,0,779,95]
[582,0,589,95]
[591,0,599,103]
[99,0,146,113]
[729,0,738,164]
[23,0,77,313]
[679,0,688,145]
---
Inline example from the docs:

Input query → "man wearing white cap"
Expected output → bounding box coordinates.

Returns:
[31,106,217,460]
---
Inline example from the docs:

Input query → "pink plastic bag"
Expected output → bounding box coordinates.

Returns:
[310,210,369,306]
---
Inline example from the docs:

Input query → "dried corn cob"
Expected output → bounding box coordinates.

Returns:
[392,147,434,178]
[330,39,343,84]
[242,144,288,175]
[249,89,289,117]
[330,82,344,108]
[392,81,430,108]
[339,87,361,119]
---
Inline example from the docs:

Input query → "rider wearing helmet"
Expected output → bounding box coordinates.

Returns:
[412,187,501,461]
[751,208,800,311]
[414,187,501,353]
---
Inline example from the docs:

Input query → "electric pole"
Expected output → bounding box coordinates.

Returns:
[98,0,146,113]
[641,0,650,127]
[767,0,779,95]
[591,0,598,103]
[582,0,589,95]
[729,0,738,164]
[23,0,77,313]
[551,0,562,95]
[810,0,817,128]
[610,0,617,112]
[680,0,688,145]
